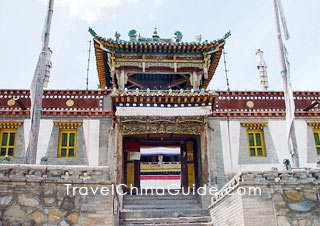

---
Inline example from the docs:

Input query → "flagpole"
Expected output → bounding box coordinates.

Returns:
[273,0,299,168]
[25,0,54,164]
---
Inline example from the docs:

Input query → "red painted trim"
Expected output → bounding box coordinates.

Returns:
[0,90,319,118]
[140,175,181,180]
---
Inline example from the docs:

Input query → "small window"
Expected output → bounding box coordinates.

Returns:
[0,129,16,157]
[313,128,320,155]
[246,129,266,157]
[58,129,77,158]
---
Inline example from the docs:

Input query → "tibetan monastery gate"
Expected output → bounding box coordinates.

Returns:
[90,27,229,191]
[0,27,320,226]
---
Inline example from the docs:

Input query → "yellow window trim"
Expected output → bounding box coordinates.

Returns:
[241,122,268,129]
[58,129,77,158]
[0,128,17,157]
[0,121,23,128]
[313,128,320,156]
[54,122,82,129]
[307,122,320,129]
[246,128,266,157]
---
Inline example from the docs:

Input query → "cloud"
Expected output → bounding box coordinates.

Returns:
[111,13,118,20]
[36,0,167,24]
[153,0,165,7]
[125,0,140,4]
[37,0,121,24]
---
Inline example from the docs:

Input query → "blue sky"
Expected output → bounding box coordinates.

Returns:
[0,0,319,91]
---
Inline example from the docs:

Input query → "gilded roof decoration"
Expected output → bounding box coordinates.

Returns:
[89,27,230,90]
[89,27,229,46]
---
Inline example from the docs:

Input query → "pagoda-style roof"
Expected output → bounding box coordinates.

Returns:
[89,28,230,90]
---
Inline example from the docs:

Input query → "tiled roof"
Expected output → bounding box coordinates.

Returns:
[90,28,228,90]
[89,28,230,51]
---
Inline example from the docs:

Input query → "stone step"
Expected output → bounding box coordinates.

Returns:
[124,194,198,201]
[123,203,200,209]
[120,209,208,219]
[122,216,211,224]
[120,221,212,226]
[124,198,199,205]
[120,194,210,225]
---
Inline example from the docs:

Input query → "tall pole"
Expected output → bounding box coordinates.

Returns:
[223,51,230,91]
[25,0,54,164]
[273,0,299,167]
[256,49,269,91]
[86,40,92,90]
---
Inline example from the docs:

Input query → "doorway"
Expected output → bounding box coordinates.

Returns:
[140,145,181,189]
[123,134,199,190]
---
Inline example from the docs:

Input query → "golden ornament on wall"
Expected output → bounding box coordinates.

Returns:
[7,99,15,106]
[66,100,74,107]
[246,100,254,108]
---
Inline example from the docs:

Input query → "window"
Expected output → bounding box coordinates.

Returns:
[313,128,320,155]
[58,129,77,158]
[0,129,16,157]
[246,129,266,157]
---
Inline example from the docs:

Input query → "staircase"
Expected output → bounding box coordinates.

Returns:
[119,193,212,226]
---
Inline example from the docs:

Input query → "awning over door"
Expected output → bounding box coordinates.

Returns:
[116,106,212,116]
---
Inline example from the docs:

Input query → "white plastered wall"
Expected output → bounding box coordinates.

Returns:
[220,119,316,176]
[36,120,53,164]
[83,119,100,166]
[23,119,31,155]
[23,119,53,164]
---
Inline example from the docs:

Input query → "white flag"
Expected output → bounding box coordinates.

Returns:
[277,0,290,40]
[283,43,297,157]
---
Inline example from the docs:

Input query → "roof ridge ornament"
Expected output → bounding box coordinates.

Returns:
[114,31,121,41]
[195,34,202,42]
[128,29,138,41]
[152,26,160,40]
[153,26,158,35]
[174,31,182,42]
[88,27,97,37]
[223,30,231,40]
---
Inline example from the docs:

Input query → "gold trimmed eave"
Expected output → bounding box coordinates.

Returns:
[93,41,108,89]
[94,35,225,52]
[92,32,226,90]
[110,90,218,112]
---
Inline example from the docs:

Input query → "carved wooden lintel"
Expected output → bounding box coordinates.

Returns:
[241,122,268,129]
[54,122,83,129]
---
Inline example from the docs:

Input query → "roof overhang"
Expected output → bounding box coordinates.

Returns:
[91,29,228,90]
[116,106,212,117]
[110,90,218,117]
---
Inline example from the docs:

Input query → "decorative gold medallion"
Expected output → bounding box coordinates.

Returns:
[246,100,254,108]
[7,99,15,106]
[66,100,74,107]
